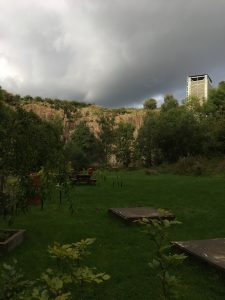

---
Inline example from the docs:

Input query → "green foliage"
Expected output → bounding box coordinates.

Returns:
[5,107,64,177]
[1,87,90,110]
[66,122,103,170]
[111,108,129,115]
[0,86,3,102]
[1,89,21,106]
[0,102,16,179]
[174,156,203,175]
[0,239,110,300]
[156,108,205,162]
[0,101,67,222]
[208,81,225,115]
[138,216,186,299]
[161,94,179,112]
[46,99,90,111]
[48,239,110,291]
[137,108,205,164]
[48,238,96,261]
[0,259,33,300]
[136,112,161,166]
[114,122,135,167]
[185,96,202,113]
[1,177,21,225]
[97,114,115,164]
[38,168,56,210]
[144,98,157,110]
[32,269,72,300]
[56,170,73,211]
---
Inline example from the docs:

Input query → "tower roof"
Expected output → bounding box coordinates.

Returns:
[188,74,212,83]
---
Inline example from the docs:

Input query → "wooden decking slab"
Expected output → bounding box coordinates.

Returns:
[172,238,225,271]
[108,207,174,221]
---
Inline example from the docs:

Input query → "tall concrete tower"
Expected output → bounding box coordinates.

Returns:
[187,74,212,102]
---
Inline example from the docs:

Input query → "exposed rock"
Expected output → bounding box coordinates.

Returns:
[21,102,146,139]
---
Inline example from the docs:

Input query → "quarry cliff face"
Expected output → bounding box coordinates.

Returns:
[22,102,146,138]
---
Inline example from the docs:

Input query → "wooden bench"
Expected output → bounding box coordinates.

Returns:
[71,174,96,185]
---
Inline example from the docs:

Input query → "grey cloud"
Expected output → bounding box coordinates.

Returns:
[0,0,225,107]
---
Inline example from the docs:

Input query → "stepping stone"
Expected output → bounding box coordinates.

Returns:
[108,207,174,222]
[172,238,225,271]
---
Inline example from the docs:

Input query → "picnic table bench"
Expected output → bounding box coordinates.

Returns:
[70,174,96,185]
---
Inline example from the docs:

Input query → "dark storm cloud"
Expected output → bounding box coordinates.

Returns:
[0,0,225,107]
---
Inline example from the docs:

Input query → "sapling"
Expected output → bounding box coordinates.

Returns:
[138,215,186,300]
[32,239,110,299]
[0,239,110,300]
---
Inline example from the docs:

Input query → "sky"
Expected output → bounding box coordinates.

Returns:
[0,0,225,107]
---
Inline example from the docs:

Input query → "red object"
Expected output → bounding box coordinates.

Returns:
[29,174,41,187]
[28,195,41,205]
[28,173,41,205]
[87,168,93,176]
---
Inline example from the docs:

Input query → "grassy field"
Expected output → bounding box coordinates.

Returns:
[1,170,225,299]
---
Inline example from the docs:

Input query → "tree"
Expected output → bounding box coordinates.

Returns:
[161,94,179,112]
[66,122,103,170]
[144,98,157,110]
[137,106,206,165]
[0,102,65,221]
[10,108,63,177]
[207,81,225,116]
[185,96,202,112]
[136,112,160,166]
[154,108,205,162]
[97,114,115,165]
[114,122,135,167]
[0,102,16,193]
[202,115,225,155]
[218,81,225,91]
[0,86,3,102]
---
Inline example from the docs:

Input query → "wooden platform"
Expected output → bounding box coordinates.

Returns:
[172,238,225,271]
[108,207,174,222]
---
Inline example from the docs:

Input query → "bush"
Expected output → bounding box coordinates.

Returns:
[174,156,204,176]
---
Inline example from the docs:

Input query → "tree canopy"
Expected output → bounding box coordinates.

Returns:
[66,121,103,170]
[144,98,157,110]
[161,94,179,112]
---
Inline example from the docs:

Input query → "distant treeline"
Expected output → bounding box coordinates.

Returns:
[1,88,91,111]
[1,82,225,174]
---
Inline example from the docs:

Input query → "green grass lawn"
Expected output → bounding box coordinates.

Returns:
[1,170,225,299]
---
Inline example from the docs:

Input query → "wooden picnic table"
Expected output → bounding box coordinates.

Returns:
[71,173,96,185]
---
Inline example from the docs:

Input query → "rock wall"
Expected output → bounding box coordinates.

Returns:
[22,102,146,139]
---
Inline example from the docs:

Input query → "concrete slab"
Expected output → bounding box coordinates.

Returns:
[108,207,175,222]
[172,238,225,271]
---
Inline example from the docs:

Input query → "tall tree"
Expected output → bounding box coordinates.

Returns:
[97,114,115,165]
[136,112,160,166]
[155,108,204,162]
[114,122,135,167]
[161,94,179,112]
[207,81,225,116]
[66,121,103,170]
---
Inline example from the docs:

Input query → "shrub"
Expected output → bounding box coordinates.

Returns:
[0,239,110,300]
[0,259,33,300]
[174,156,204,176]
